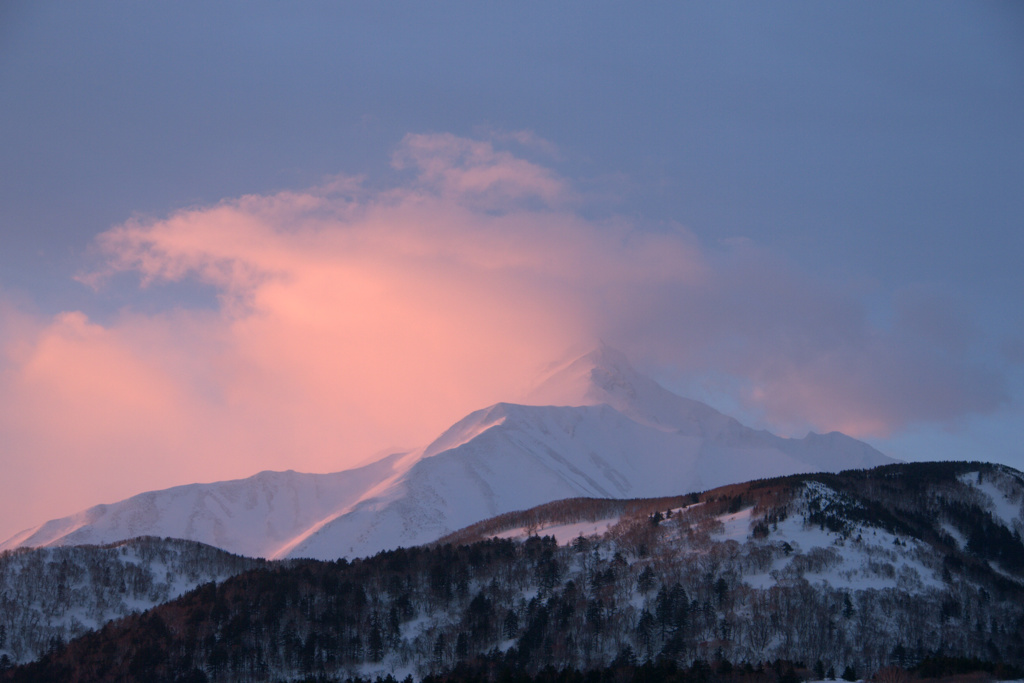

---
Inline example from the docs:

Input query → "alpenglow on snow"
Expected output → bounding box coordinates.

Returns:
[1,346,893,560]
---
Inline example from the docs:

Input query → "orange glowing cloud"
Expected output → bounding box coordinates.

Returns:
[0,132,1007,540]
[0,133,708,539]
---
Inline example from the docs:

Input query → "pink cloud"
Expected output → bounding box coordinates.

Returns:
[0,132,1009,539]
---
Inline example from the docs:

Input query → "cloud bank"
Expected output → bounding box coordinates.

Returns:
[0,132,1008,538]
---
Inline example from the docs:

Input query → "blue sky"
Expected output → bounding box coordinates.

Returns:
[0,2,1022,537]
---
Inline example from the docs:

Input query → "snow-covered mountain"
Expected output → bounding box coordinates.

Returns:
[0,346,893,561]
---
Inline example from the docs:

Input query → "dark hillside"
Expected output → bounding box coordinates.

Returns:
[4,462,1023,683]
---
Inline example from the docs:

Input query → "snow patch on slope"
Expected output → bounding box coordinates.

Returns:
[711,483,945,593]
[494,518,621,545]
[959,471,1024,532]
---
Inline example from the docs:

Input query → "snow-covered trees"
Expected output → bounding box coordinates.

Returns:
[0,537,260,664]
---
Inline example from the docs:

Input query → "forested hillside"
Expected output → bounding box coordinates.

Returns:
[4,461,1023,683]
[0,537,263,665]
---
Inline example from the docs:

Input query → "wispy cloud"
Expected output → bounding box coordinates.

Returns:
[0,132,1009,537]
[391,132,572,209]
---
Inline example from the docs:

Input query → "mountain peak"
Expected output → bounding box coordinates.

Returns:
[524,343,641,408]
[523,344,734,436]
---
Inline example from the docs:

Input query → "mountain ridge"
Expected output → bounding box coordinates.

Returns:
[1,347,894,560]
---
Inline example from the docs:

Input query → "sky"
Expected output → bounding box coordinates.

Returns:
[0,2,1022,541]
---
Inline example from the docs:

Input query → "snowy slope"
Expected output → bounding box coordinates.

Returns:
[526,344,890,472]
[0,454,408,559]
[1,346,894,561]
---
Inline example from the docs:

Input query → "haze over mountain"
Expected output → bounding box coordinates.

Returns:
[1,347,893,560]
